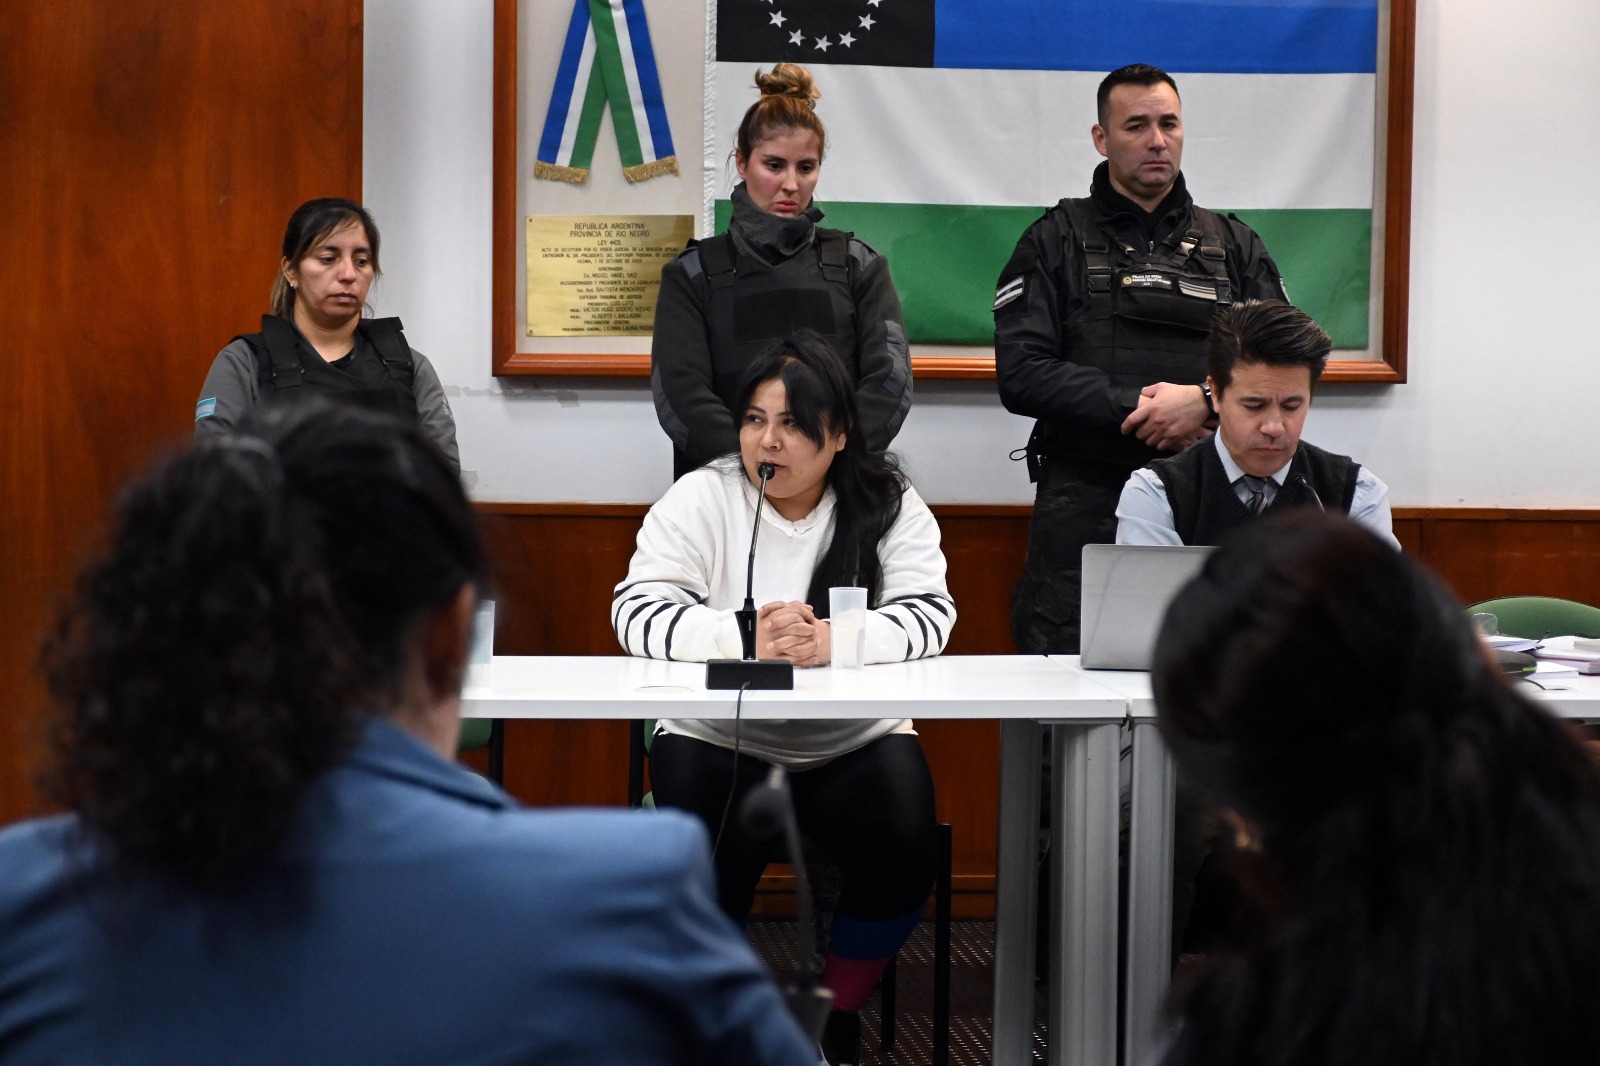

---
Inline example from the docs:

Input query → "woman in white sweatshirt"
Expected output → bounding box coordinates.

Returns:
[613,330,954,1064]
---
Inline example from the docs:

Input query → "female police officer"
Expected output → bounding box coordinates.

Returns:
[194,197,459,470]
[651,64,910,478]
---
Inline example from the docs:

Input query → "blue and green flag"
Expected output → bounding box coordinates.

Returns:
[715,0,1380,349]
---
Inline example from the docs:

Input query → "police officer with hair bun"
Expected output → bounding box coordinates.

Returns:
[995,63,1286,655]
[652,62,911,479]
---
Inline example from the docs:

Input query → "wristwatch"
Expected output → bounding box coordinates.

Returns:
[1199,382,1216,420]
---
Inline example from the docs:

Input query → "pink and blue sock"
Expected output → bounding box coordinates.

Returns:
[821,907,922,1011]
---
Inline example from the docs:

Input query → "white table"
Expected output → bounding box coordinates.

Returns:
[1517,671,1600,717]
[462,654,1141,1066]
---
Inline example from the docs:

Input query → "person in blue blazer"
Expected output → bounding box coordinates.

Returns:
[0,401,815,1066]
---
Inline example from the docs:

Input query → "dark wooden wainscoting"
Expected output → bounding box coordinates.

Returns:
[1390,509,1600,606]
[474,503,1600,917]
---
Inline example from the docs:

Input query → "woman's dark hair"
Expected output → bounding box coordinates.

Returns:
[43,400,485,890]
[731,330,906,614]
[270,197,382,318]
[1153,511,1600,1065]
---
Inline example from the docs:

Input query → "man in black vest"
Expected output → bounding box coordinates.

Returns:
[1119,298,1394,957]
[1116,299,1396,548]
[995,63,1289,654]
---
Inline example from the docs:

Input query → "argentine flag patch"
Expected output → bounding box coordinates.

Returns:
[195,397,217,421]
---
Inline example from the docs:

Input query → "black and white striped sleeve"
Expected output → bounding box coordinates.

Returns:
[862,486,956,663]
[612,492,742,662]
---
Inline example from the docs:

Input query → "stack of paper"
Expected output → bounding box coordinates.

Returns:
[1533,636,1600,675]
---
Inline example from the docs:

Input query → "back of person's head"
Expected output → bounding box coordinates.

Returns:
[1153,511,1600,1065]
[735,62,826,163]
[1096,63,1179,126]
[45,400,485,890]
[733,330,905,611]
[1206,298,1330,394]
[270,197,382,318]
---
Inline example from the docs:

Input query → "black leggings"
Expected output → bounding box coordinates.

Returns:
[650,731,938,923]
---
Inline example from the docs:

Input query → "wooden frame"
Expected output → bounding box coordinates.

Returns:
[494,0,1414,383]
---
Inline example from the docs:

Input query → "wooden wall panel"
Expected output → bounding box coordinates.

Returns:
[930,507,1032,655]
[477,508,646,808]
[0,0,363,825]
[1392,509,1600,607]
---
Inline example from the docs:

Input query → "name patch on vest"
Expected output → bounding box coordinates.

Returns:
[1121,273,1173,289]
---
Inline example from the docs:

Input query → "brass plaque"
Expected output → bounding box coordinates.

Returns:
[526,214,694,337]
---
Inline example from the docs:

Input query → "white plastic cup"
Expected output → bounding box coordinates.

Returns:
[829,587,868,670]
[465,599,496,689]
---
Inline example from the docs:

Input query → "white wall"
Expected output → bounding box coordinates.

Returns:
[365,0,1600,507]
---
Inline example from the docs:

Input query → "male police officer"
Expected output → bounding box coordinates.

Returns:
[995,64,1287,653]
[1116,299,1397,548]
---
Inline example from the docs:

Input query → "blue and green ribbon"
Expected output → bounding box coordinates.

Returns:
[536,0,677,184]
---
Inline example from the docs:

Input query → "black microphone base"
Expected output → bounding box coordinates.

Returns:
[706,658,794,690]
[784,984,834,1044]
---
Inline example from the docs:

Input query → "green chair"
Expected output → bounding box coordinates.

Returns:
[456,718,505,785]
[1466,596,1600,640]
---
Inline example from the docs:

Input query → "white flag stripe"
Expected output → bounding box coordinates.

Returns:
[557,30,601,167]
[713,64,1374,211]
[607,0,658,160]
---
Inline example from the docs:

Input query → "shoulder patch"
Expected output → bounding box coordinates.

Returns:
[195,397,217,421]
[675,244,704,280]
[994,275,1026,312]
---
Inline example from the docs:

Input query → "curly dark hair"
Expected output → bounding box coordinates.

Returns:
[1154,511,1600,1066]
[730,329,908,614]
[43,400,486,890]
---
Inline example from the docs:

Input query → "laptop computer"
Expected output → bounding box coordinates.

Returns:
[1079,544,1215,670]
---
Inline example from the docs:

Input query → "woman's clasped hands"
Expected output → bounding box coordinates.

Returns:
[758,600,832,666]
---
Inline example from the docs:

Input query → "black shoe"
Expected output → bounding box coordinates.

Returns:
[819,1009,860,1066]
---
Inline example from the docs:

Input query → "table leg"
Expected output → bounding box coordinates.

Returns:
[1048,722,1120,1066]
[992,720,1044,1066]
[1124,720,1176,1066]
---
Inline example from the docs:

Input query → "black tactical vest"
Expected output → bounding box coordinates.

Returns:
[1150,438,1361,546]
[1046,199,1235,469]
[241,315,417,423]
[694,227,858,403]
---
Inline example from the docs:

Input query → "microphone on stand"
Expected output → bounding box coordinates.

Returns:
[707,461,794,690]
[1294,474,1325,511]
[742,766,832,1042]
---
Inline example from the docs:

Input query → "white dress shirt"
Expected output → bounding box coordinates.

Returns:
[1115,432,1399,548]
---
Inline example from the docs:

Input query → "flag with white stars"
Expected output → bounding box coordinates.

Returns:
[709,0,1382,351]
[718,0,933,67]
